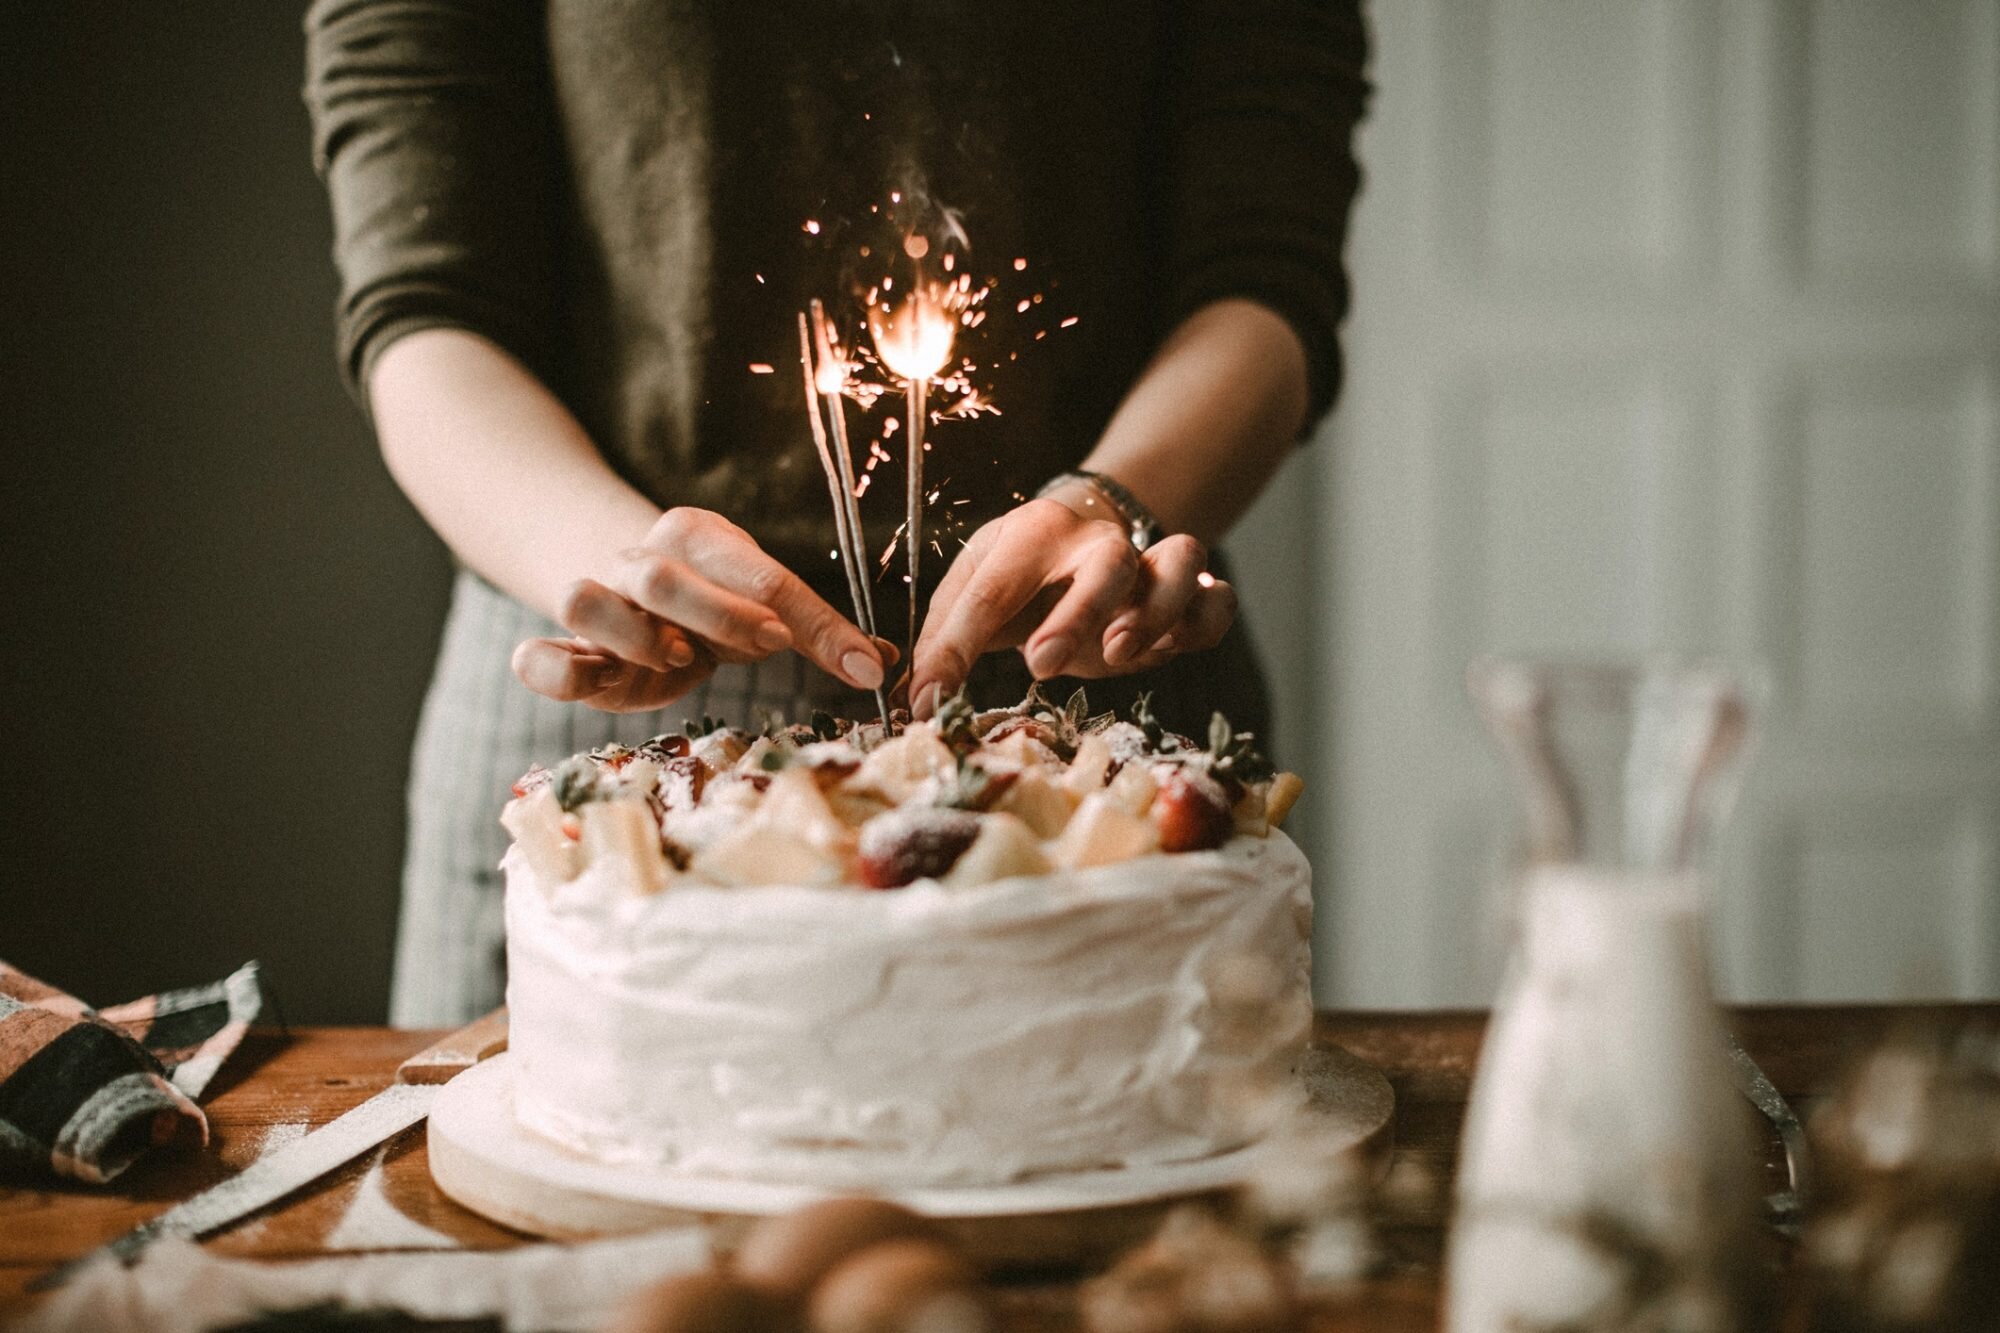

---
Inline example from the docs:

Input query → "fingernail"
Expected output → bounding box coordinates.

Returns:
[755,621,793,652]
[1103,630,1136,666]
[1029,635,1071,678]
[665,638,695,668]
[1153,632,1177,654]
[841,648,885,690]
[914,681,942,719]
[872,635,903,667]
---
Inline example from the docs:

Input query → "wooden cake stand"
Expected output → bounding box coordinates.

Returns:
[429,1046,1393,1267]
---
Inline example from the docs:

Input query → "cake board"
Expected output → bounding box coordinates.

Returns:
[428,1046,1393,1267]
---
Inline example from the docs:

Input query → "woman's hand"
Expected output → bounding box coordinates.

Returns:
[908,498,1235,717]
[511,507,892,712]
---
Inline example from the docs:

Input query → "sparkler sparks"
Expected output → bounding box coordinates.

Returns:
[866,277,957,684]
[776,194,1073,717]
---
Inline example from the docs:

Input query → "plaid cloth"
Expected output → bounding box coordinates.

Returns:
[0,960,262,1184]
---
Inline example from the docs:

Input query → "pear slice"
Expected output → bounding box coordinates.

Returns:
[579,798,673,896]
[1063,734,1114,795]
[1107,762,1160,818]
[996,770,1078,840]
[693,822,846,887]
[848,724,955,805]
[501,786,582,886]
[759,767,857,855]
[943,813,1054,887]
[1265,772,1306,828]
[1053,793,1161,869]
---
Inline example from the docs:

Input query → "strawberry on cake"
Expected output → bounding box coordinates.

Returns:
[499,689,1312,1188]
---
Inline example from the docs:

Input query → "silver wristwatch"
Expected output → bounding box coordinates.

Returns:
[1034,469,1163,552]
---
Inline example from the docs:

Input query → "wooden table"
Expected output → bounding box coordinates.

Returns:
[3,1004,1993,1330]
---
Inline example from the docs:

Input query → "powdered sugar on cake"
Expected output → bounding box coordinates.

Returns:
[501,688,1305,894]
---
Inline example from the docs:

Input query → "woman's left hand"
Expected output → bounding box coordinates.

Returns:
[908,498,1235,718]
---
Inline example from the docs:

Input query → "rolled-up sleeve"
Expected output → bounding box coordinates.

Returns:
[304,0,562,403]
[1163,0,1370,426]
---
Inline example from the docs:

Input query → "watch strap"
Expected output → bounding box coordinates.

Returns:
[1034,469,1164,551]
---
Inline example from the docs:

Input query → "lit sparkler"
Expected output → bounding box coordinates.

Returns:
[810,301,883,650]
[867,272,956,690]
[798,308,889,725]
[780,197,1074,716]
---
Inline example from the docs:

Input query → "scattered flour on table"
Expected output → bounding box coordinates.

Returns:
[223,1120,309,1244]
[256,1120,309,1156]
[323,1145,458,1251]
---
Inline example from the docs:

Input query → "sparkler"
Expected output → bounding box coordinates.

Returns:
[810,301,881,646]
[867,276,955,691]
[797,308,890,726]
[781,200,1073,717]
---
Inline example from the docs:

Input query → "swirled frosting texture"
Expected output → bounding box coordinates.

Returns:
[504,833,1312,1187]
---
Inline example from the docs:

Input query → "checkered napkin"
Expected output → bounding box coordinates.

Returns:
[0,960,262,1185]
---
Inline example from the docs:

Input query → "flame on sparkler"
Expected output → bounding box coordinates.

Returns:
[867,282,955,385]
[811,310,850,398]
[780,192,1049,711]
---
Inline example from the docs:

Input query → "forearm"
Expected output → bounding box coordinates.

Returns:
[368,329,660,622]
[1079,299,1310,546]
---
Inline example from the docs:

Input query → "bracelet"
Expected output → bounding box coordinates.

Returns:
[1034,469,1164,552]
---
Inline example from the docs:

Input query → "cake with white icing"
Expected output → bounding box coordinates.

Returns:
[498,690,1312,1188]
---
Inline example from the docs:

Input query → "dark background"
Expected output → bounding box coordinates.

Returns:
[0,6,1324,1024]
[1,7,451,1022]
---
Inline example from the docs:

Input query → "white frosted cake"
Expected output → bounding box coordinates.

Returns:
[498,690,1312,1188]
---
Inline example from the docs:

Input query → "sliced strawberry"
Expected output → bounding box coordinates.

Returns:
[855,809,982,888]
[660,755,707,810]
[808,758,862,790]
[1153,770,1234,853]
[983,716,1062,750]
[636,734,692,762]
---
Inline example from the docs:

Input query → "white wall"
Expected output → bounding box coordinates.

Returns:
[1233,0,2000,1009]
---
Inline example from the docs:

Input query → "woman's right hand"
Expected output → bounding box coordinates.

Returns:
[510,507,890,713]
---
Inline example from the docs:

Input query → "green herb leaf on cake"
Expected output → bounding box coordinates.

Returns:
[551,756,604,812]
[936,759,1018,812]
[1130,691,1167,749]
[935,687,980,754]
[1204,711,1276,785]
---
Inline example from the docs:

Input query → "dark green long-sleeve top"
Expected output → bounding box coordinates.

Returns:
[304,1,1368,608]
